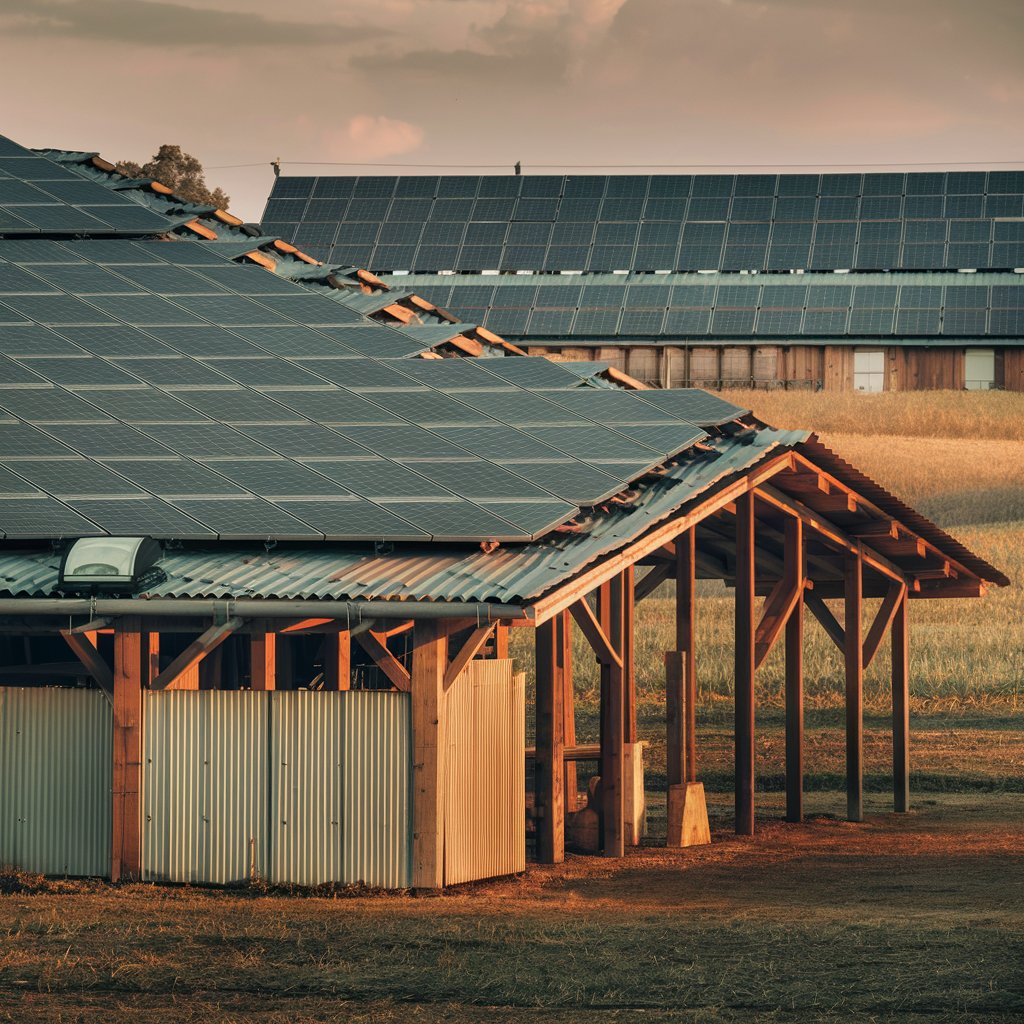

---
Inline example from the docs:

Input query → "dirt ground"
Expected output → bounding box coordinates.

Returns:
[2,791,1022,1024]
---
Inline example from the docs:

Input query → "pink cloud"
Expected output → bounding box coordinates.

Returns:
[346,115,424,159]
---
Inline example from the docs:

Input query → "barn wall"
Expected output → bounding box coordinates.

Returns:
[823,346,855,390]
[1002,347,1024,392]
[895,349,964,390]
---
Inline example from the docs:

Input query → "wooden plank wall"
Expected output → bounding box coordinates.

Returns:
[1002,348,1024,391]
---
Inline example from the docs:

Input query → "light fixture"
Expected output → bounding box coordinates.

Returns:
[59,537,162,594]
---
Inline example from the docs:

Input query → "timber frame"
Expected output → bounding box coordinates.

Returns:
[0,446,1001,884]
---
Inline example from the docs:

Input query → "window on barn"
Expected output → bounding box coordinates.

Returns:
[854,350,885,392]
[964,348,996,390]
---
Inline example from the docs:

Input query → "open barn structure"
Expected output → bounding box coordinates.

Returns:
[0,135,1008,889]
[264,170,1024,392]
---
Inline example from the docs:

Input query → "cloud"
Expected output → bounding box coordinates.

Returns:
[0,0,388,48]
[346,116,425,159]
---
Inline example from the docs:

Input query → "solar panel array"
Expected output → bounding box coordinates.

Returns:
[264,171,1024,273]
[396,273,1024,340]
[0,135,177,236]
[0,237,741,542]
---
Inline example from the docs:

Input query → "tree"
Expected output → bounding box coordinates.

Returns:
[115,144,230,209]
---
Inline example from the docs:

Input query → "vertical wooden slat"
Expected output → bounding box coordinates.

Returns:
[411,619,447,889]
[845,551,864,823]
[493,623,509,660]
[534,619,564,863]
[603,573,626,857]
[676,528,697,783]
[145,633,160,687]
[784,517,805,823]
[624,566,636,744]
[112,617,143,882]
[734,490,756,836]
[323,631,351,691]
[892,586,910,813]
[559,610,578,813]
[251,631,276,691]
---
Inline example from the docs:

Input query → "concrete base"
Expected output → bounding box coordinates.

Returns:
[666,782,711,848]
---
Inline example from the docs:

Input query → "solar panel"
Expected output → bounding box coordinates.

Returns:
[498,460,626,505]
[171,498,322,539]
[301,458,447,498]
[473,500,575,538]
[0,387,112,422]
[0,496,103,538]
[204,459,354,496]
[278,498,429,541]
[525,426,664,462]
[376,499,526,541]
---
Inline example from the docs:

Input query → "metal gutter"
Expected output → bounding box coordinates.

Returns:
[0,597,529,623]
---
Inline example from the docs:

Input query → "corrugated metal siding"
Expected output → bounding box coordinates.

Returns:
[444,660,525,885]
[268,691,411,887]
[339,691,412,888]
[143,691,268,885]
[0,687,111,877]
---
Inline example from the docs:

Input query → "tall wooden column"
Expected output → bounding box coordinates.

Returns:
[494,623,509,660]
[251,630,276,691]
[558,610,578,813]
[677,528,697,784]
[600,576,626,857]
[112,617,144,882]
[411,619,447,889]
[784,517,805,823]
[891,586,910,813]
[734,491,756,836]
[845,552,864,823]
[624,565,637,744]
[323,630,351,691]
[535,618,564,863]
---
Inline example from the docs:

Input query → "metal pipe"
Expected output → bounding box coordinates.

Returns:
[0,597,531,623]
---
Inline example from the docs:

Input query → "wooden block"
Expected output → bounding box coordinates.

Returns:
[623,741,647,845]
[666,782,711,848]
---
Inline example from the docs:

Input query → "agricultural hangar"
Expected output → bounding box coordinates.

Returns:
[263,169,1024,391]
[0,134,1008,891]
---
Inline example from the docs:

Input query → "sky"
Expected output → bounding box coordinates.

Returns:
[1,0,1023,221]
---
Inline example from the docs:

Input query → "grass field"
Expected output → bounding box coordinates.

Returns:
[1,390,1022,1023]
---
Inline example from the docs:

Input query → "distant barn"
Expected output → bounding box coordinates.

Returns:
[262,170,1024,392]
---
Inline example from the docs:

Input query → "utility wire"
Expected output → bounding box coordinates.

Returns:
[209,158,1024,170]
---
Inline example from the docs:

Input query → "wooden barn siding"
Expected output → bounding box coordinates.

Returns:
[531,343,1024,391]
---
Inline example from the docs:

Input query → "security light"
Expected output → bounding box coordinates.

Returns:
[59,537,162,594]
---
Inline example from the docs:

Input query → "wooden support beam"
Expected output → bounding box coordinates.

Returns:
[569,597,624,668]
[735,490,756,837]
[354,629,411,692]
[112,618,143,883]
[534,619,564,864]
[624,565,636,744]
[862,583,906,669]
[672,527,697,785]
[411,619,447,890]
[602,573,626,857]
[805,591,845,651]
[494,622,509,660]
[443,624,495,691]
[559,610,577,813]
[753,575,804,671]
[250,631,276,691]
[150,617,244,691]
[60,628,114,698]
[145,633,160,687]
[67,617,111,635]
[635,561,672,603]
[323,630,351,691]
[845,552,864,823]
[892,587,910,813]
[784,517,804,823]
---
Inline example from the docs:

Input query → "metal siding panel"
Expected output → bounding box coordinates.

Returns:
[341,691,412,888]
[0,687,111,877]
[444,660,525,885]
[143,690,268,885]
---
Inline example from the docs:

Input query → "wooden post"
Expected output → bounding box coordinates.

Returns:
[602,573,626,857]
[892,586,910,813]
[559,610,578,813]
[845,551,864,823]
[145,633,160,686]
[112,618,144,883]
[493,623,509,660]
[250,631,276,691]
[784,517,804,823]
[323,630,351,691]
[676,528,697,783]
[735,490,756,836]
[535,619,564,863]
[624,565,636,744]
[411,619,447,889]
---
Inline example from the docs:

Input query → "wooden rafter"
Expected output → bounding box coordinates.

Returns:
[353,629,411,692]
[151,617,244,690]
[443,624,495,691]
[569,597,623,668]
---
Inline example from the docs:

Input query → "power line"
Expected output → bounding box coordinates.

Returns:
[209,158,1024,171]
